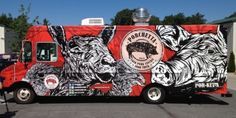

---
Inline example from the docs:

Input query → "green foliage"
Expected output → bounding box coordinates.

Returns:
[0,4,50,52]
[32,17,50,25]
[162,13,185,25]
[149,16,161,25]
[228,52,236,72]
[226,12,236,18]
[10,4,32,52]
[162,12,206,25]
[185,13,206,24]
[111,9,206,25]
[0,13,13,28]
[111,9,134,25]
[32,16,40,25]
[43,18,50,26]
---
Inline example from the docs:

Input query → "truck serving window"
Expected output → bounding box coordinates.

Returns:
[22,41,32,62]
[37,43,57,62]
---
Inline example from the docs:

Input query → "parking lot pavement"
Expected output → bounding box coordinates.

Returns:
[0,91,235,118]
[0,73,235,118]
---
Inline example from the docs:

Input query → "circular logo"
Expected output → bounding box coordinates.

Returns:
[44,74,59,89]
[121,29,163,71]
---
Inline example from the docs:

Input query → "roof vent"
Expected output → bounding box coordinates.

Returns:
[132,8,151,26]
[81,18,104,26]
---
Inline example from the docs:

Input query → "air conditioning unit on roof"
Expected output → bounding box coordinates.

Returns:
[81,18,104,26]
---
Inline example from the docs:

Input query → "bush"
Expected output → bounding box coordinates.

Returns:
[227,52,236,72]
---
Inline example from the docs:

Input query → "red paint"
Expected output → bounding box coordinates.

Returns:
[181,25,218,34]
[162,46,176,62]
[89,83,113,93]
[130,85,143,96]
[0,25,227,96]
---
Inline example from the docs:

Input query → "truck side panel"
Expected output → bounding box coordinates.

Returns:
[1,25,227,96]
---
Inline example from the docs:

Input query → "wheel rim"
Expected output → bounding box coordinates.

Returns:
[17,88,31,102]
[147,87,161,101]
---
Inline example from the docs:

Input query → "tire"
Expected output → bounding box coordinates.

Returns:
[143,86,166,104]
[13,87,35,104]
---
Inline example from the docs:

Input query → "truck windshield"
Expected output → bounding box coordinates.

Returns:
[22,41,32,62]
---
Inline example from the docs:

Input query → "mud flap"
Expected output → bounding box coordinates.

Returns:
[221,92,233,97]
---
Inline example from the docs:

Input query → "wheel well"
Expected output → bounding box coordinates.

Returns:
[141,83,168,96]
[9,82,34,92]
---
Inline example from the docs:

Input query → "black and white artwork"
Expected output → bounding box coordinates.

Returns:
[151,25,227,87]
[25,26,145,96]
[127,42,158,59]
[24,25,227,96]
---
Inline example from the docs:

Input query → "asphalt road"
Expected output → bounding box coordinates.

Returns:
[0,74,236,118]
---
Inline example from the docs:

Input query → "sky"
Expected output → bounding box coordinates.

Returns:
[0,0,236,25]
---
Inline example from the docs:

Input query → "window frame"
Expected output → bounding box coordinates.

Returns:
[36,42,58,62]
[21,40,32,63]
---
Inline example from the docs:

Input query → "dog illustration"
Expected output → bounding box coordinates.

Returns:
[127,42,158,59]
[152,25,227,88]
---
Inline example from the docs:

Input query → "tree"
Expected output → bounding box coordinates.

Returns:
[185,12,206,24]
[226,12,236,18]
[32,16,40,25]
[43,18,50,26]
[10,4,32,52]
[149,16,161,25]
[32,17,51,26]
[0,13,14,28]
[111,9,134,25]
[162,13,185,25]
[228,52,236,72]
[162,12,206,25]
[0,4,51,52]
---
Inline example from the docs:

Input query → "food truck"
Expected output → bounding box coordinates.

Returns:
[0,8,229,104]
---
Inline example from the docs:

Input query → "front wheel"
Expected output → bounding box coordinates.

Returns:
[143,86,166,104]
[13,87,35,104]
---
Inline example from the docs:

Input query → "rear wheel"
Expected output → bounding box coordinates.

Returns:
[143,86,165,104]
[13,87,35,104]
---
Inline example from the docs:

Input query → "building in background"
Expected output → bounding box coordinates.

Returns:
[212,16,236,69]
[0,25,17,54]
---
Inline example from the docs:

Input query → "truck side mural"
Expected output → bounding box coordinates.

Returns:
[0,25,228,104]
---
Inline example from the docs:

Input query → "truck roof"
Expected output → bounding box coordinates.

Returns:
[25,25,219,42]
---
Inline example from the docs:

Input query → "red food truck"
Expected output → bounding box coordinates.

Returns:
[0,9,229,104]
